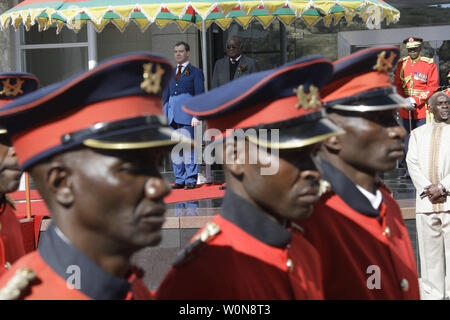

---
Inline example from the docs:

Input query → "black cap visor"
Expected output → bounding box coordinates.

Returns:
[324,87,408,112]
[61,115,192,150]
[246,112,345,149]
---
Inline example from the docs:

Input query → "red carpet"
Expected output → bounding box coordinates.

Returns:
[8,183,225,250]
[9,182,226,218]
[164,183,225,203]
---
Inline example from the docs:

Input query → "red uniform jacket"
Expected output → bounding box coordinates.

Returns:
[394,56,439,119]
[156,191,324,300]
[0,223,152,300]
[299,160,419,299]
[0,197,26,276]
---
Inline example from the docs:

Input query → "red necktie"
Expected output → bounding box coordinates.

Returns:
[176,65,182,81]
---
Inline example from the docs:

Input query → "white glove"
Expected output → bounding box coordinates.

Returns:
[406,97,416,111]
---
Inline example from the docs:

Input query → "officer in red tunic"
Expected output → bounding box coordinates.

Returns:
[156,56,344,299]
[394,37,439,176]
[394,37,439,129]
[0,73,39,276]
[299,46,420,299]
[0,53,188,299]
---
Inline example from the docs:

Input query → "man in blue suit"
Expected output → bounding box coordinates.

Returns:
[163,41,205,189]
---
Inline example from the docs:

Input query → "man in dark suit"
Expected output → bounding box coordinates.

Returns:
[163,41,204,189]
[211,36,258,89]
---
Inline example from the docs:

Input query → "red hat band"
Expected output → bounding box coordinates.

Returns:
[321,71,392,103]
[206,95,322,139]
[0,99,15,108]
[12,95,161,167]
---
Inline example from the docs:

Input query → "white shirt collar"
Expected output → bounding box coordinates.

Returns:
[230,55,242,63]
[356,185,383,210]
[177,61,189,72]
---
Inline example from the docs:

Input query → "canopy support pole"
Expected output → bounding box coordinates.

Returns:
[201,19,212,184]
[201,19,208,91]
[280,22,287,65]
[87,23,98,70]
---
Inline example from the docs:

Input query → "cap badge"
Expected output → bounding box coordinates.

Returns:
[293,84,320,110]
[0,79,24,97]
[373,51,397,73]
[408,37,414,42]
[141,63,165,94]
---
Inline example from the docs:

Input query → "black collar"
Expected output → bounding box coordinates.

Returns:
[319,159,381,217]
[39,223,132,300]
[0,195,6,216]
[220,190,291,248]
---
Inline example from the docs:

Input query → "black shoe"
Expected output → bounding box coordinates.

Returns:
[184,183,196,190]
[172,183,185,189]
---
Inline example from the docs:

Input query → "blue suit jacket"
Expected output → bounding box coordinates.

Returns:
[163,63,205,125]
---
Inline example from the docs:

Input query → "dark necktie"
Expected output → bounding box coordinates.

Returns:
[229,59,238,81]
[176,65,182,81]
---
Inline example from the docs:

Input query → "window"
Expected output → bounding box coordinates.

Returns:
[17,24,90,87]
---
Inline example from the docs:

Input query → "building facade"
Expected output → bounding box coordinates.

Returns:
[1,1,450,177]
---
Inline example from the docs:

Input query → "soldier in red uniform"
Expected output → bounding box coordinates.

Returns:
[0,53,188,300]
[299,46,420,299]
[394,37,439,176]
[0,73,39,276]
[156,56,344,299]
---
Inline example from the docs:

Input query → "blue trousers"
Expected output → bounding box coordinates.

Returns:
[170,122,198,185]
[399,117,426,170]
[174,201,200,217]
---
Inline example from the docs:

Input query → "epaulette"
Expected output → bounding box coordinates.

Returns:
[401,56,409,61]
[318,179,332,196]
[420,57,434,64]
[0,267,36,300]
[5,195,16,210]
[172,222,221,268]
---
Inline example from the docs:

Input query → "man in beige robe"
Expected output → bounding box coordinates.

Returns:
[407,91,450,299]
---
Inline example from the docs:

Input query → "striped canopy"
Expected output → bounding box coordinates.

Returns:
[0,0,400,33]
